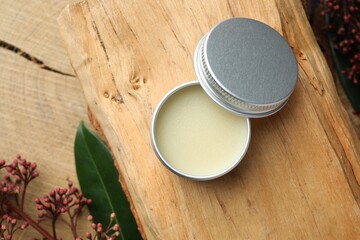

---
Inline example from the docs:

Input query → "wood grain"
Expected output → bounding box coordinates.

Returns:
[59,0,360,239]
[0,0,89,238]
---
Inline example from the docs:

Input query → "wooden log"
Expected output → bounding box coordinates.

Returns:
[0,0,89,238]
[58,0,360,239]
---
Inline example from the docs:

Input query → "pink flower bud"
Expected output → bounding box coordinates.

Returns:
[22,168,27,175]
[111,213,116,219]
[35,198,41,204]
[97,225,103,233]
[1,224,6,230]
[31,162,37,170]
[20,222,29,229]
[38,212,44,218]
[70,187,78,194]
[91,223,96,229]
[112,224,120,231]
[0,160,5,167]
[11,218,17,225]
[49,190,55,197]
[86,199,93,204]
[86,232,92,238]
[87,215,93,221]
[32,171,39,177]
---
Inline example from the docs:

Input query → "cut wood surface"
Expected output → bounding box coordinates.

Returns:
[58,0,360,239]
[0,0,89,238]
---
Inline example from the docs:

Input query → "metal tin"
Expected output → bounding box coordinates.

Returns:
[151,81,251,181]
[194,18,298,117]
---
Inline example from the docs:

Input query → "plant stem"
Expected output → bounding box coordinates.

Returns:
[5,200,55,240]
[52,218,57,240]
[20,182,28,210]
[68,211,78,238]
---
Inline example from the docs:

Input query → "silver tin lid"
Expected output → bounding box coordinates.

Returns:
[194,18,298,117]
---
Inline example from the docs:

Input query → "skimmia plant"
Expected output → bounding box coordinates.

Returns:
[321,0,359,84]
[320,0,360,112]
[0,122,142,239]
[0,155,120,239]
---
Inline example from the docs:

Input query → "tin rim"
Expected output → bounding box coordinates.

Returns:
[194,34,289,118]
[150,81,251,181]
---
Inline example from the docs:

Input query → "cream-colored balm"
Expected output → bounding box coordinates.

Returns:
[154,84,249,177]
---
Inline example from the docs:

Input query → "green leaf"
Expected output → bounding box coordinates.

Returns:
[74,121,142,240]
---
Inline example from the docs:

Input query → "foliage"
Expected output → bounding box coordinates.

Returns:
[0,155,120,239]
[321,0,360,112]
[74,122,142,240]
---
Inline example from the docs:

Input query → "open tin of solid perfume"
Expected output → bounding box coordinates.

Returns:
[151,18,298,180]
